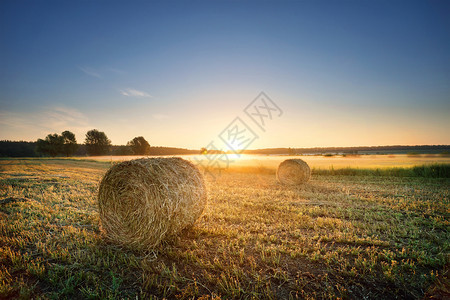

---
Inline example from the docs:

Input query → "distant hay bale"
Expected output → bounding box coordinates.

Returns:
[277,159,311,185]
[98,157,206,250]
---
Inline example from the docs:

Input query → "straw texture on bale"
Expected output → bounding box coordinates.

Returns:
[98,157,206,250]
[277,159,311,185]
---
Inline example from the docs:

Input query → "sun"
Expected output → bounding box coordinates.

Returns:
[225,153,242,161]
[223,141,245,161]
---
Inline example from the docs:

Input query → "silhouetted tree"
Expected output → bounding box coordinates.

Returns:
[35,139,47,156]
[61,130,78,157]
[112,145,133,155]
[85,129,111,156]
[0,141,37,157]
[127,136,150,155]
[36,133,64,157]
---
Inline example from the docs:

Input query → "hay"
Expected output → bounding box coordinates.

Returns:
[98,157,206,250]
[277,159,311,185]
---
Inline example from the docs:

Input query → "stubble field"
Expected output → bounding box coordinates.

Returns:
[0,158,448,299]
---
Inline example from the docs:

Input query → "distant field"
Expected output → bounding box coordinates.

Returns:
[86,153,450,170]
[0,158,448,299]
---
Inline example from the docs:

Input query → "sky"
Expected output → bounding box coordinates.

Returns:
[1,0,449,149]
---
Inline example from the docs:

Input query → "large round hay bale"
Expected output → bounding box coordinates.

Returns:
[277,159,311,185]
[98,157,206,250]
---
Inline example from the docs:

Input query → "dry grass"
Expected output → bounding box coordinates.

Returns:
[98,158,206,250]
[0,158,448,299]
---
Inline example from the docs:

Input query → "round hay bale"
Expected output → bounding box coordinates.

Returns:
[277,159,311,185]
[98,157,206,250]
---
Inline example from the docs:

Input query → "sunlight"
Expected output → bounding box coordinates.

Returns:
[224,139,245,153]
[225,153,243,161]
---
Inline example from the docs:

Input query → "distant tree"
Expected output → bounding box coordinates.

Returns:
[0,141,38,157]
[35,139,47,156]
[36,133,64,157]
[127,136,150,155]
[37,137,51,157]
[112,145,133,155]
[85,129,111,156]
[200,147,207,155]
[61,130,78,157]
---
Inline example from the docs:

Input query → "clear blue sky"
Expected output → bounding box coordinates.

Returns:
[1,0,449,148]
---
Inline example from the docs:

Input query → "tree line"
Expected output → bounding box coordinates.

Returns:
[35,129,151,157]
